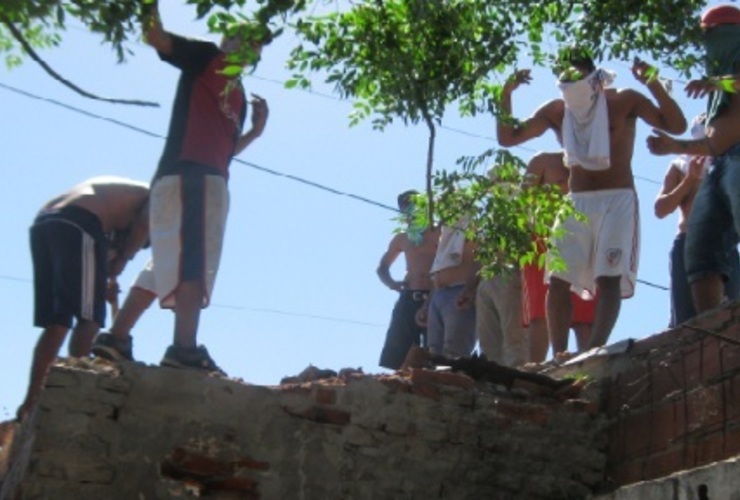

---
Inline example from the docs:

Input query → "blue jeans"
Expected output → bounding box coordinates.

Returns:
[685,142,740,285]
[671,233,740,327]
[426,285,477,358]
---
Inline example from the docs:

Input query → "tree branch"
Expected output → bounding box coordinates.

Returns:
[1,16,159,108]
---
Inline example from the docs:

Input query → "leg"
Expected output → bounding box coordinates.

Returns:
[173,280,204,348]
[691,275,725,314]
[18,324,68,420]
[68,319,99,357]
[670,234,697,326]
[494,274,528,367]
[588,276,621,349]
[528,318,549,363]
[475,280,502,362]
[572,323,592,352]
[547,277,572,356]
[110,287,156,340]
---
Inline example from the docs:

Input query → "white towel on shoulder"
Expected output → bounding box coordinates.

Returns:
[430,220,468,274]
[558,69,615,171]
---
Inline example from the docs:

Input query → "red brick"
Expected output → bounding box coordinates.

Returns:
[722,424,740,456]
[493,399,552,427]
[378,376,412,394]
[618,411,651,459]
[680,345,704,390]
[409,368,476,390]
[723,375,740,421]
[562,398,599,415]
[650,359,686,403]
[314,387,336,405]
[694,430,726,467]
[648,400,682,454]
[642,447,685,481]
[607,457,645,487]
[685,385,723,435]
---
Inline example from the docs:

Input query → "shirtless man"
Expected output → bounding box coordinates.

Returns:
[648,4,740,318]
[421,222,478,359]
[522,152,595,361]
[377,190,440,369]
[18,176,149,420]
[497,51,686,357]
[654,114,740,327]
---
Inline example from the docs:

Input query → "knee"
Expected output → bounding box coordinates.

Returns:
[548,277,570,295]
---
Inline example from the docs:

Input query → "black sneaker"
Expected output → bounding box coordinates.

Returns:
[160,345,226,375]
[91,332,134,362]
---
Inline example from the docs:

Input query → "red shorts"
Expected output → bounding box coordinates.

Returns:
[521,263,595,327]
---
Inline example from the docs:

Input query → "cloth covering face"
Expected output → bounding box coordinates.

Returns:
[558,69,616,171]
[704,24,740,121]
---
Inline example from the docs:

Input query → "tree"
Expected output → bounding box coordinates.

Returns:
[0,0,302,105]
[286,0,707,273]
[1,0,711,272]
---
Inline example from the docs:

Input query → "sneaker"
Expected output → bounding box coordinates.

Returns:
[91,332,134,362]
[160,345,226,375]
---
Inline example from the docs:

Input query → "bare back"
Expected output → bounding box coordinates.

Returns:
[527,151,569,193]
[43,176,149,233]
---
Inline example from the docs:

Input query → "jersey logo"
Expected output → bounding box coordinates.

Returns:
[606,248,622,267]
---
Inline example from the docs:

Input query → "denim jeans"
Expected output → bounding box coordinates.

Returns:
[685,142,740,284]
[426,285,477,358]
[671,232,740,327]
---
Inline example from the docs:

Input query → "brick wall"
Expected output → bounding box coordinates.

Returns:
[553,302,740,490]
[0,359,606,500]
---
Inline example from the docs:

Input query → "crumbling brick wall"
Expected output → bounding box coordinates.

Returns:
[542,301,740,491]
[0,359,606,500]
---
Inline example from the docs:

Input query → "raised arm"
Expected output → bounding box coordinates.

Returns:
[632,59,687,135]
[496,70,559,147]
[235,94,269,155]
[142,2,173,55]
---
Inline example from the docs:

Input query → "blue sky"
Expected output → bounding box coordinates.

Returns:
[0,2,714,418]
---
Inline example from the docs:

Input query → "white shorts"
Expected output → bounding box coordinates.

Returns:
[132,259,157,296]
[150,174,229,309]
[547,189,640,299]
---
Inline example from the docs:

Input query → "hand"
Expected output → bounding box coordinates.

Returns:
[106,279,121,303]
[250,93,269,134]
[631,57,658,85]
[455,285,476,310]
[415,304,429,327]
[503,69,532,94]
[687,155,707,181]
[685,78,719,99]
[389,280,405,292]
[647,129,676,156]
[107,255,127,278]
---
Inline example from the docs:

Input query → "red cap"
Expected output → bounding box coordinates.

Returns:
[701,4,740,28]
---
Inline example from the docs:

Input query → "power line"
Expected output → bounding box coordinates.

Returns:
[0,80,398,212]
[0,80,671,291]
[0,273,384,327]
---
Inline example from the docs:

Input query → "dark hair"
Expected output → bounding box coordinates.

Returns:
[557,46,595,73]
[397,190,419,209]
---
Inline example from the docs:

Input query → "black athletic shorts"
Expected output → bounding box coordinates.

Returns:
[30,205,108,329]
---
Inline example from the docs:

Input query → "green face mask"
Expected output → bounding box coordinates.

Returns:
[704,24,740,120]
